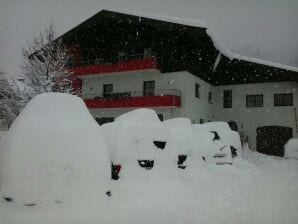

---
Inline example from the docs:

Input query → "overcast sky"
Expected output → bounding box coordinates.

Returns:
[0,0,297,76]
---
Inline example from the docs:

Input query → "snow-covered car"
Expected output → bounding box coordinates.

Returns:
[103,109,242,178]
[102,109,174,179]
[193,122,241,164]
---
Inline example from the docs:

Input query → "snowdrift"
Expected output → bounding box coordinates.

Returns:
[284,138,298,159]
[0,93,110,205]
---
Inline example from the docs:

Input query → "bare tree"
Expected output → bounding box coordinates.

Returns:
[0,72,26,127]
[20,23,72,96]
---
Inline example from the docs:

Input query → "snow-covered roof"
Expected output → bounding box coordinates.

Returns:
[100,8,298,73]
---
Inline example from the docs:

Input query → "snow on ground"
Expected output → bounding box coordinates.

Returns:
[0,103,298,224]
[0,130,7,140]
[284,138,298,159]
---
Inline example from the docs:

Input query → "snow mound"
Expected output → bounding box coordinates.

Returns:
[284,138,298,159]
[0,93,110,205]
[103,118,173,167]
[163,117,191,129]
[115,108,161,125]
[195,122,241,150]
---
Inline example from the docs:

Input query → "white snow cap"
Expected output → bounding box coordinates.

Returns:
[0,93,110,205]
[103,109,172,166]
[115,108,161,125]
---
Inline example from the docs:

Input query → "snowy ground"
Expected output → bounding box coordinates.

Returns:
[0,149,297,224]
[0,94,297,224]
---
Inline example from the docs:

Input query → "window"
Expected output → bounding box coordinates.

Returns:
[200,119,204,124]
[143,81,155,96]
[208,90,213,103]
[195,83,200,98]
[157,114,164,121]
[95,117,115,125]
[118,51,127,61]
[246,95,263,107]
[144,48,153,58]
[103,84,113,98]
[274,93,293,106]
[223,90,232,108]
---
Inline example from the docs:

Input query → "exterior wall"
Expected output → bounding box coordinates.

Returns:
[80,69,298,151]
[81,70,215,123]
[213,82,298,150]
[166,71,216,123]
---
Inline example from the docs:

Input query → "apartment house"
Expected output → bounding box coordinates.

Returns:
[58,10,298,156]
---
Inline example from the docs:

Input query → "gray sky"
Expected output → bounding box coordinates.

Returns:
[0,0,298,76]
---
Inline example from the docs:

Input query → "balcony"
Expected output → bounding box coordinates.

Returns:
[71,53,161,77]
[84,89,181,109]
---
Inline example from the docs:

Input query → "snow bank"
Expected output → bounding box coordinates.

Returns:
[0,93,110,205]
[284,138,298,159]
[0,130,7,140]
[115,108,161,125]
[195,122,241,149]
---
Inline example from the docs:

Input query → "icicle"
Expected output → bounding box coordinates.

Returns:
[212,53,222,72]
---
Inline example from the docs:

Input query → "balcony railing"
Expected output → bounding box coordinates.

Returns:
[71,53,161,76]
[79,53,157,67]
[83,89,181,109]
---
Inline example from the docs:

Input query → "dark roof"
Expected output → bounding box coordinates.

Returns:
[60,10,298,85]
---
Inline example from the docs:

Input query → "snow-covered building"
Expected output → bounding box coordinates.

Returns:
[59,10,298,156]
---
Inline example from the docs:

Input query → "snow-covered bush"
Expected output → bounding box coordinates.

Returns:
[284,138,298,159]
[0,93,110,206]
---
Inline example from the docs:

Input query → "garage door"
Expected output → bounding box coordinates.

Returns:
[256,126,292,157]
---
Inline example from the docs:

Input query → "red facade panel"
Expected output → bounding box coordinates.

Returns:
[71,58,159,76]
[84,95,181,109]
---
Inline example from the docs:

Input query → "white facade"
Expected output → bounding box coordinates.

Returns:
[80,70,298,150]
[81,70,215,122]
[213,82,298,150]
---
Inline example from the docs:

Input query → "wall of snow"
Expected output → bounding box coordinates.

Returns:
[0,93,110,205]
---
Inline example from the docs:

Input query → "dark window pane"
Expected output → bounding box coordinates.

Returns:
[157,114,164,121]
[246,94,263,107]
[95,117,115,125]
[195,83,200,98]
[143,81,155,96]
[208,90,213,103]
[103,84,113,98]
[223,90,232,108]
[274,93,293,106]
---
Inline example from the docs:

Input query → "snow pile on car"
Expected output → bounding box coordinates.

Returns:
[0,93,110,206]
[102,109,175,176]
[102,109,241,179]
[284,138,298,159]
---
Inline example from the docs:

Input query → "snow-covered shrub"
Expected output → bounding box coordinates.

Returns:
[0,93,110,205]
